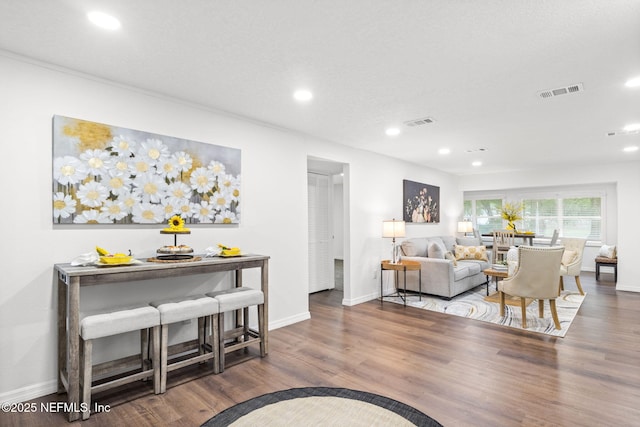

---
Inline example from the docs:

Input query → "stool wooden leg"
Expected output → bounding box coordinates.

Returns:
[141,329,149,375]
[595,263,600,280]
[152,326,161,394]
[211,315,220,374]
[160,324,169,393]
[81,338,92,420]
[198,317,205,357]
[218,312,225,373]
[243,307,250,352]
[258,303,266,357]
[520,297,527,329]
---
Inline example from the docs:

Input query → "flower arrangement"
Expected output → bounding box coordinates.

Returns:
[501,202,523,231]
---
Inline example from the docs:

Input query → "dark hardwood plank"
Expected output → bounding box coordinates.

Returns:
[2,272,638,426]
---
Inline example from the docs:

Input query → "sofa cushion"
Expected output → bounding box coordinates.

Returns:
[439,236,457,252]
[401,238,428,257]
[428,240,446,259]
[454,245,489,261]
[453,265,470,281]
[459,260,482,275]
[456,236,481,247]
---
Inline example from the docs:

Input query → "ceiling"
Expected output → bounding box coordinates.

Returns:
[1,1,639,176]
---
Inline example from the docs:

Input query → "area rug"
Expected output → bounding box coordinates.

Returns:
[202,387,442,426]
[385,286,585,337]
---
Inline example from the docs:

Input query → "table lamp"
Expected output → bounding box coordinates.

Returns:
[457,221,473,236]
[382,219,406,263]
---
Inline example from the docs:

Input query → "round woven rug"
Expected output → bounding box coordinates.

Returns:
[202,387,441,426]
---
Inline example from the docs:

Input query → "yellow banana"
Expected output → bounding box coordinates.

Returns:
[96,246,109,256]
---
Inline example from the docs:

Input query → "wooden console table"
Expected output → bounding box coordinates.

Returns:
[55,254,269,421]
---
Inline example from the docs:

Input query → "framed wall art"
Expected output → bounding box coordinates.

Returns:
[52,115,241,225]
[403,179,440,223]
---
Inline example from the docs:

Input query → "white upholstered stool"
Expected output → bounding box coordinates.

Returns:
[206,287,266,372]
[80,305,161,420]
[149,295,219,393]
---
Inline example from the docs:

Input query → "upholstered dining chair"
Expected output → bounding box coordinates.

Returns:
[549,229,559,246]
[492,230,515,263]
[558,237,586,295]
[498,246,565,330]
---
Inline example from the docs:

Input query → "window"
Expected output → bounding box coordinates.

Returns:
[467,198,503,235]
[464,187,607,244]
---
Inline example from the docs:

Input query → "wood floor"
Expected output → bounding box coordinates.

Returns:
[3,271,639,426]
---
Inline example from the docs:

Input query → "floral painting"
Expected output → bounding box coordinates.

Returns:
[403,179,439,223]
[52,115,241,225]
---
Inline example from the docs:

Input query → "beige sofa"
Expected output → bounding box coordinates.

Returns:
[399,235,490,299]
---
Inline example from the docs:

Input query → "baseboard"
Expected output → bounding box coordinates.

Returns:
[342,291,378,306]
[0,380,58,404]
[268,311,310,330]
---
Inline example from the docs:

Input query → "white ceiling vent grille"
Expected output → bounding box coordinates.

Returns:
[537,83,584,99]
[607,129,640,137]
[404,117,435,127]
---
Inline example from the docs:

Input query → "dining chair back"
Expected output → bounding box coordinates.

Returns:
[493,230,515,263]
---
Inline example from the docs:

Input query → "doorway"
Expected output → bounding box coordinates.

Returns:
[307,157,348,299]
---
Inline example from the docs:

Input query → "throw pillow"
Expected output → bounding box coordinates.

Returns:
[444,251,458,266]
[428,241,446,259]
[400,240,418,256]
[598,244,617,259]
[561,250,577,266]
[454,245,489,261]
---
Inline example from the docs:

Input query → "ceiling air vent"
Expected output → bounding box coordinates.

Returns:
[607,129,640,137]
[537,83,584,99]
[404,117,435,127]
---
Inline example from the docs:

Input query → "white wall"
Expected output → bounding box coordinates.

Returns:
[0,53,463,402]
[459,164,640,293]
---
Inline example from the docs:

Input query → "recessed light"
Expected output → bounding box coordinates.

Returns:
[385,127,401,137]
[472,161,482,167]
[88,11,121,30]
[625,76,640,88]
[623,123,640,132]
[438,148,451,155]
[293,90,313,102]
[623,146,639,152]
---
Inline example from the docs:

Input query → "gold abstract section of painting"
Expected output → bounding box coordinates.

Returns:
[63,119,112,151]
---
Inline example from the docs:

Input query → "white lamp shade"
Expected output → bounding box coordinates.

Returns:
[382,220,406,238]
[457,221,473,233]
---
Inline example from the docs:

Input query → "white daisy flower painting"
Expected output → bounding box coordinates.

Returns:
[52,115,241,225]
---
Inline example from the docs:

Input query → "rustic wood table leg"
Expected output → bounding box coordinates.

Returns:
[57,274,67,394]
[261,260,269,354]
[67,276,80,422]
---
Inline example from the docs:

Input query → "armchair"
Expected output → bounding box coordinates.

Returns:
[498,246,564,330]
[558,237,586,295]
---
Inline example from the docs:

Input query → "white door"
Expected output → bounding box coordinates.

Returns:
[308,173,334,293]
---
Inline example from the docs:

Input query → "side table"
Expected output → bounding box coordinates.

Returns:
[483,267,508,295]
[380,260,421,306]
